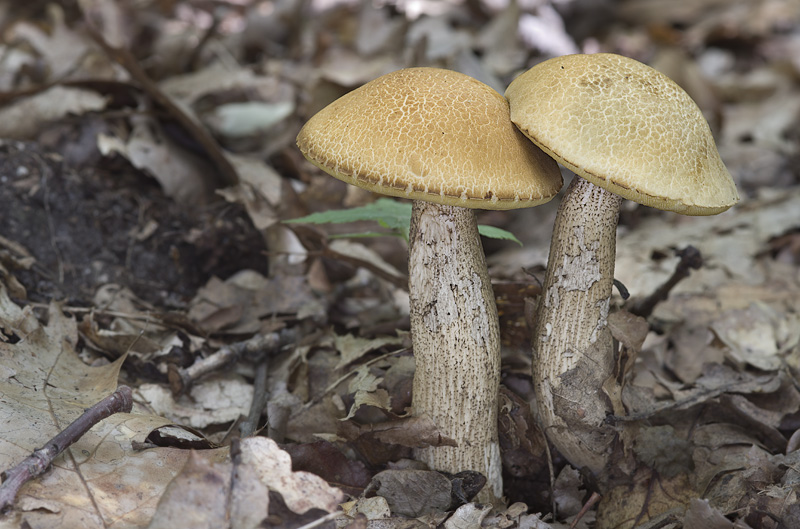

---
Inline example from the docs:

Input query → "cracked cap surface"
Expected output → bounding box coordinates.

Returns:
[505,53,739,215]
[296,67,562,210]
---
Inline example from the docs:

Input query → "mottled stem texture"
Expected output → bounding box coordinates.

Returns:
[0,386,133,512]
[533,176,622,474]
[408,200,502,502]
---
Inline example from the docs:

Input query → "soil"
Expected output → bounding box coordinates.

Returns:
[0,139,268,307]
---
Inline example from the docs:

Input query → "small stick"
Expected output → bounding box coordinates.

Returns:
[239,358,270,438]
[570,491,601,528]
[295,510,344,529]
[629,245,703,319]
[0,386,133,512]
[168,330,294,396]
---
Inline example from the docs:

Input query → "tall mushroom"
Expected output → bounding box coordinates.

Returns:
[297,67,562,500]
[504,54,739,473]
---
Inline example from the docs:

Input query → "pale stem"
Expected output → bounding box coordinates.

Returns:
[533,176,622,473]
[408,200,503,503]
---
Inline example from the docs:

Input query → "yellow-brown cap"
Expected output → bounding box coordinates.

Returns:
[505,53,739,215]
[297,68,562,210]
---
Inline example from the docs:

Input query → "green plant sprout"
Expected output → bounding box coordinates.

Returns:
[284,198,522,245]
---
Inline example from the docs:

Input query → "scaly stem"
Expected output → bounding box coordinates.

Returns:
[533,176,622,474]
[409,200,502,502]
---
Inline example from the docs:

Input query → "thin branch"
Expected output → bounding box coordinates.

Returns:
[168,330,294,396]
[629,245,703,319]
[0,386,133,512]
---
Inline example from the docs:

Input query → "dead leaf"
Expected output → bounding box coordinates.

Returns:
[633,425,695,478]
[342,495,392,521]
[138,376,253,430]
[147,450,235,529]
[0,285,181,528]
[552,466,585,518]
[711,302,799,371]
[8,5,92,80]
[339,415,457,449]
[97,116,213,204]
[334,333,405,370]
[366,469,453,517]
[444,503,492,529]
[0,86,107,138]
[597,470,695,529]
[683,498,753,529]
[283,440,372,497]
[240,437,345,514]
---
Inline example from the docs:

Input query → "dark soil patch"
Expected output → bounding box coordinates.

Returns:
[0,139,268,307]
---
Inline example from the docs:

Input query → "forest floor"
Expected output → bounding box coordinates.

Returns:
[1,0,800,528]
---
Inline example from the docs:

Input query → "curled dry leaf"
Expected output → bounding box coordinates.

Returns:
[0,86,107,138]
[339,415,457,449]
[97,117,214,204]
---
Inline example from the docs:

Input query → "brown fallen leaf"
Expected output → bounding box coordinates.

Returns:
[339,415,457,450]
[0,284,181,528]
[240,436,345,514]
[365,469,453,518]
[283,440,372,497]
[147,450,243,529]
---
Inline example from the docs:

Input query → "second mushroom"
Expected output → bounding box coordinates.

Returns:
[297,67,561,501]
[505,53,739,474]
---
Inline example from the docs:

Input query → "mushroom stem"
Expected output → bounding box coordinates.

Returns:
[533,176,622,474]
[408,200,502,502]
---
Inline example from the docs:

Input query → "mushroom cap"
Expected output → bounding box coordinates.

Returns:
[505,53,739,215]
[297,67,562,210]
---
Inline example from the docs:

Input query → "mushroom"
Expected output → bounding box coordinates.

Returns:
[297,67,562,500]
[504,53,739,473]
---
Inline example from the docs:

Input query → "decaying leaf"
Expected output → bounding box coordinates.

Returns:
[147,450,235,529]
[0,284,181,528]
[711,302,800,371]
[339,415,457,450]
[138,376,253,429]
[633,425,695,479]
[366,469,453,518]
[240,436,345,514]
[0,86,107,138]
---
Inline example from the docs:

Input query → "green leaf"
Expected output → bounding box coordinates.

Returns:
[284,198,412,240]
[329,231,398,240]
[478,225,523,246]
[285,197,523,246]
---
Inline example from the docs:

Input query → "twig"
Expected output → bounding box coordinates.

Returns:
[628,245,703,318]
[295,510,344,529]
[239,357,270,438]
[570,491,601,528]
[168,330,295,396]
[0,386,133,512]
[40,162,65,284]
[84,24,238,188]
[543,436,557,519]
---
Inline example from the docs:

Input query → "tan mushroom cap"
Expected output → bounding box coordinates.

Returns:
[297,67,562,210]
[505,53,739,215]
